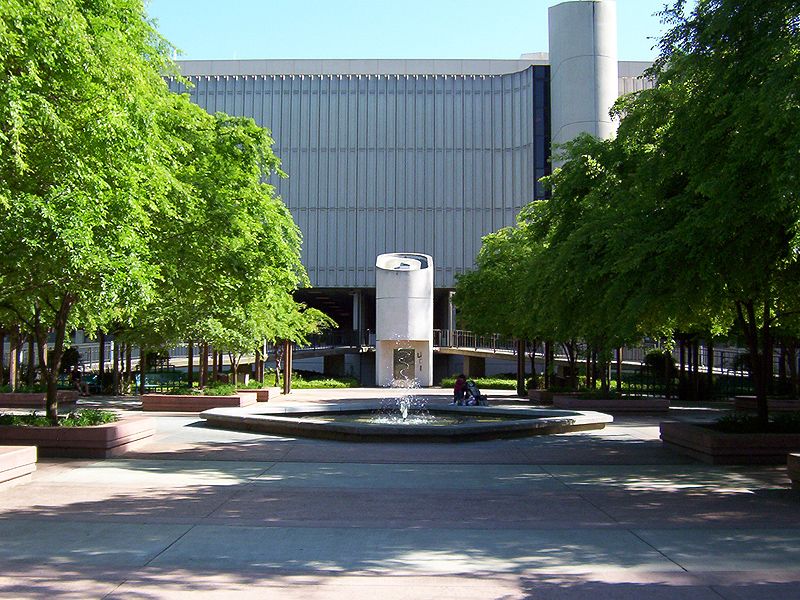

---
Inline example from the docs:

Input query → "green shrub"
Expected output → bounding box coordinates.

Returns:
[242,379,269,389]
[0,409,118,427]
[0,384,49,393]
[166,386,196,395]
[204,382,237,396]
[714,411,800,434]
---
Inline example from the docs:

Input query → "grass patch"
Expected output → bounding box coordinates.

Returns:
[0,409,119,427]
[241,379,269,389]
[292,376,359,389]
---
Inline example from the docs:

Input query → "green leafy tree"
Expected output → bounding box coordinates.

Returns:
[0,0,177,421]
[612,0,800,420]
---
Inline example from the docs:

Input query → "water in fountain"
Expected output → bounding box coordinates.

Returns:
[372,339,435,425]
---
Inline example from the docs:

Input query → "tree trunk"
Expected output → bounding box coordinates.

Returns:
[200,341,208,388]
[228,353,240,387]
[112,340,119,395]
[282,339,292,395]
[0,330,5,386]
[8,324,20,391]
[543,341,551,389]
[664,346,672,401]
[26,335,35,386]
[40,295,74,423]
[693,339,700,401]
[585,347,591,389]
[736,300,769,425]
[97,331,106,392]
[788,341,798,398]
[274,344,282,387]
[563,340,579,391]
[616,347,622,391]
[139,347,147,395]
[211,347,218,383]
[187,341,194,387]
[125,344,132,393]
[516,339,526,397]
[707,338,714,396]
[679,337,686,399]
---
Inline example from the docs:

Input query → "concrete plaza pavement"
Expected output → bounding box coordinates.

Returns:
[1,387,800,599]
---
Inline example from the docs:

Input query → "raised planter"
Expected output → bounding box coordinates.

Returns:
[0,391,80,411]
[142,393,255,412]
[660,422,800,465]
[527,389,553,404]
[0,446,37,489]
[553,394,669,412]
[789,454,800,491]
[237,389,269,402]
[0,417,155,458]
[734,396,800,412]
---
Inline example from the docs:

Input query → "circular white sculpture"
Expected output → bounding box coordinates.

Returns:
[375,253,434,387]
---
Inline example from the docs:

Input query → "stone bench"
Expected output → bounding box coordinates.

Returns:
[0,446,37,489]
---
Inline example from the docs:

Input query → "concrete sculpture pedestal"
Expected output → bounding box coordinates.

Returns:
[375,253,433,387]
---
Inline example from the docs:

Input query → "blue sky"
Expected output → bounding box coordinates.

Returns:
[145,0,685,62]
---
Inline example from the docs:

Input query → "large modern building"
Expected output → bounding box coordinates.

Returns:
[167,0,652,381]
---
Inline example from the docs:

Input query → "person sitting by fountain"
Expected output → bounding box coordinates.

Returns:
[452,374,466,405]
[464,379,486,406]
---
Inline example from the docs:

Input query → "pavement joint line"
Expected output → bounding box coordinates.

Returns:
[537,466,575,492]
[141,523,197,569]
[628,528,689,573]
[101,577,130,600]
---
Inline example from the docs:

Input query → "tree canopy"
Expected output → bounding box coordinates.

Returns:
[454,0,800,408]
[0,0,330,419]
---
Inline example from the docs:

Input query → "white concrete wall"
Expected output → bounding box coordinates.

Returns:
[375,253,433,387]
[549,0,619,159]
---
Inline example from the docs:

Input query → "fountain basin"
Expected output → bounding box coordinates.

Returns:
[200,402,613,442]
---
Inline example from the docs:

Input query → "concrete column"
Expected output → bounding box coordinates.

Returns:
[324,354,346,377]
[549,0,618,165]
[463,356,486,379]
[352,290,363,345]
[447,291,456,333]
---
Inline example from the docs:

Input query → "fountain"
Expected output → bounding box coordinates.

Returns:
[200,251,613,440]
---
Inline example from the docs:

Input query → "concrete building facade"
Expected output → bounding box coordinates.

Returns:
[165,0,652,381]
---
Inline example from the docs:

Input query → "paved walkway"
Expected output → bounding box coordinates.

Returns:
[1,388,799,599]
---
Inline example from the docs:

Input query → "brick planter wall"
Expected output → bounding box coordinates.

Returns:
[554,395,669,412]
[0,417,155,458]
[142,393,255,412]
[660,422,800,465]
[237,389,269,402]
[789,454,800,491]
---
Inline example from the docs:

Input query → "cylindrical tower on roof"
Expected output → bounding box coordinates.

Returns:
[549,0,618,164]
